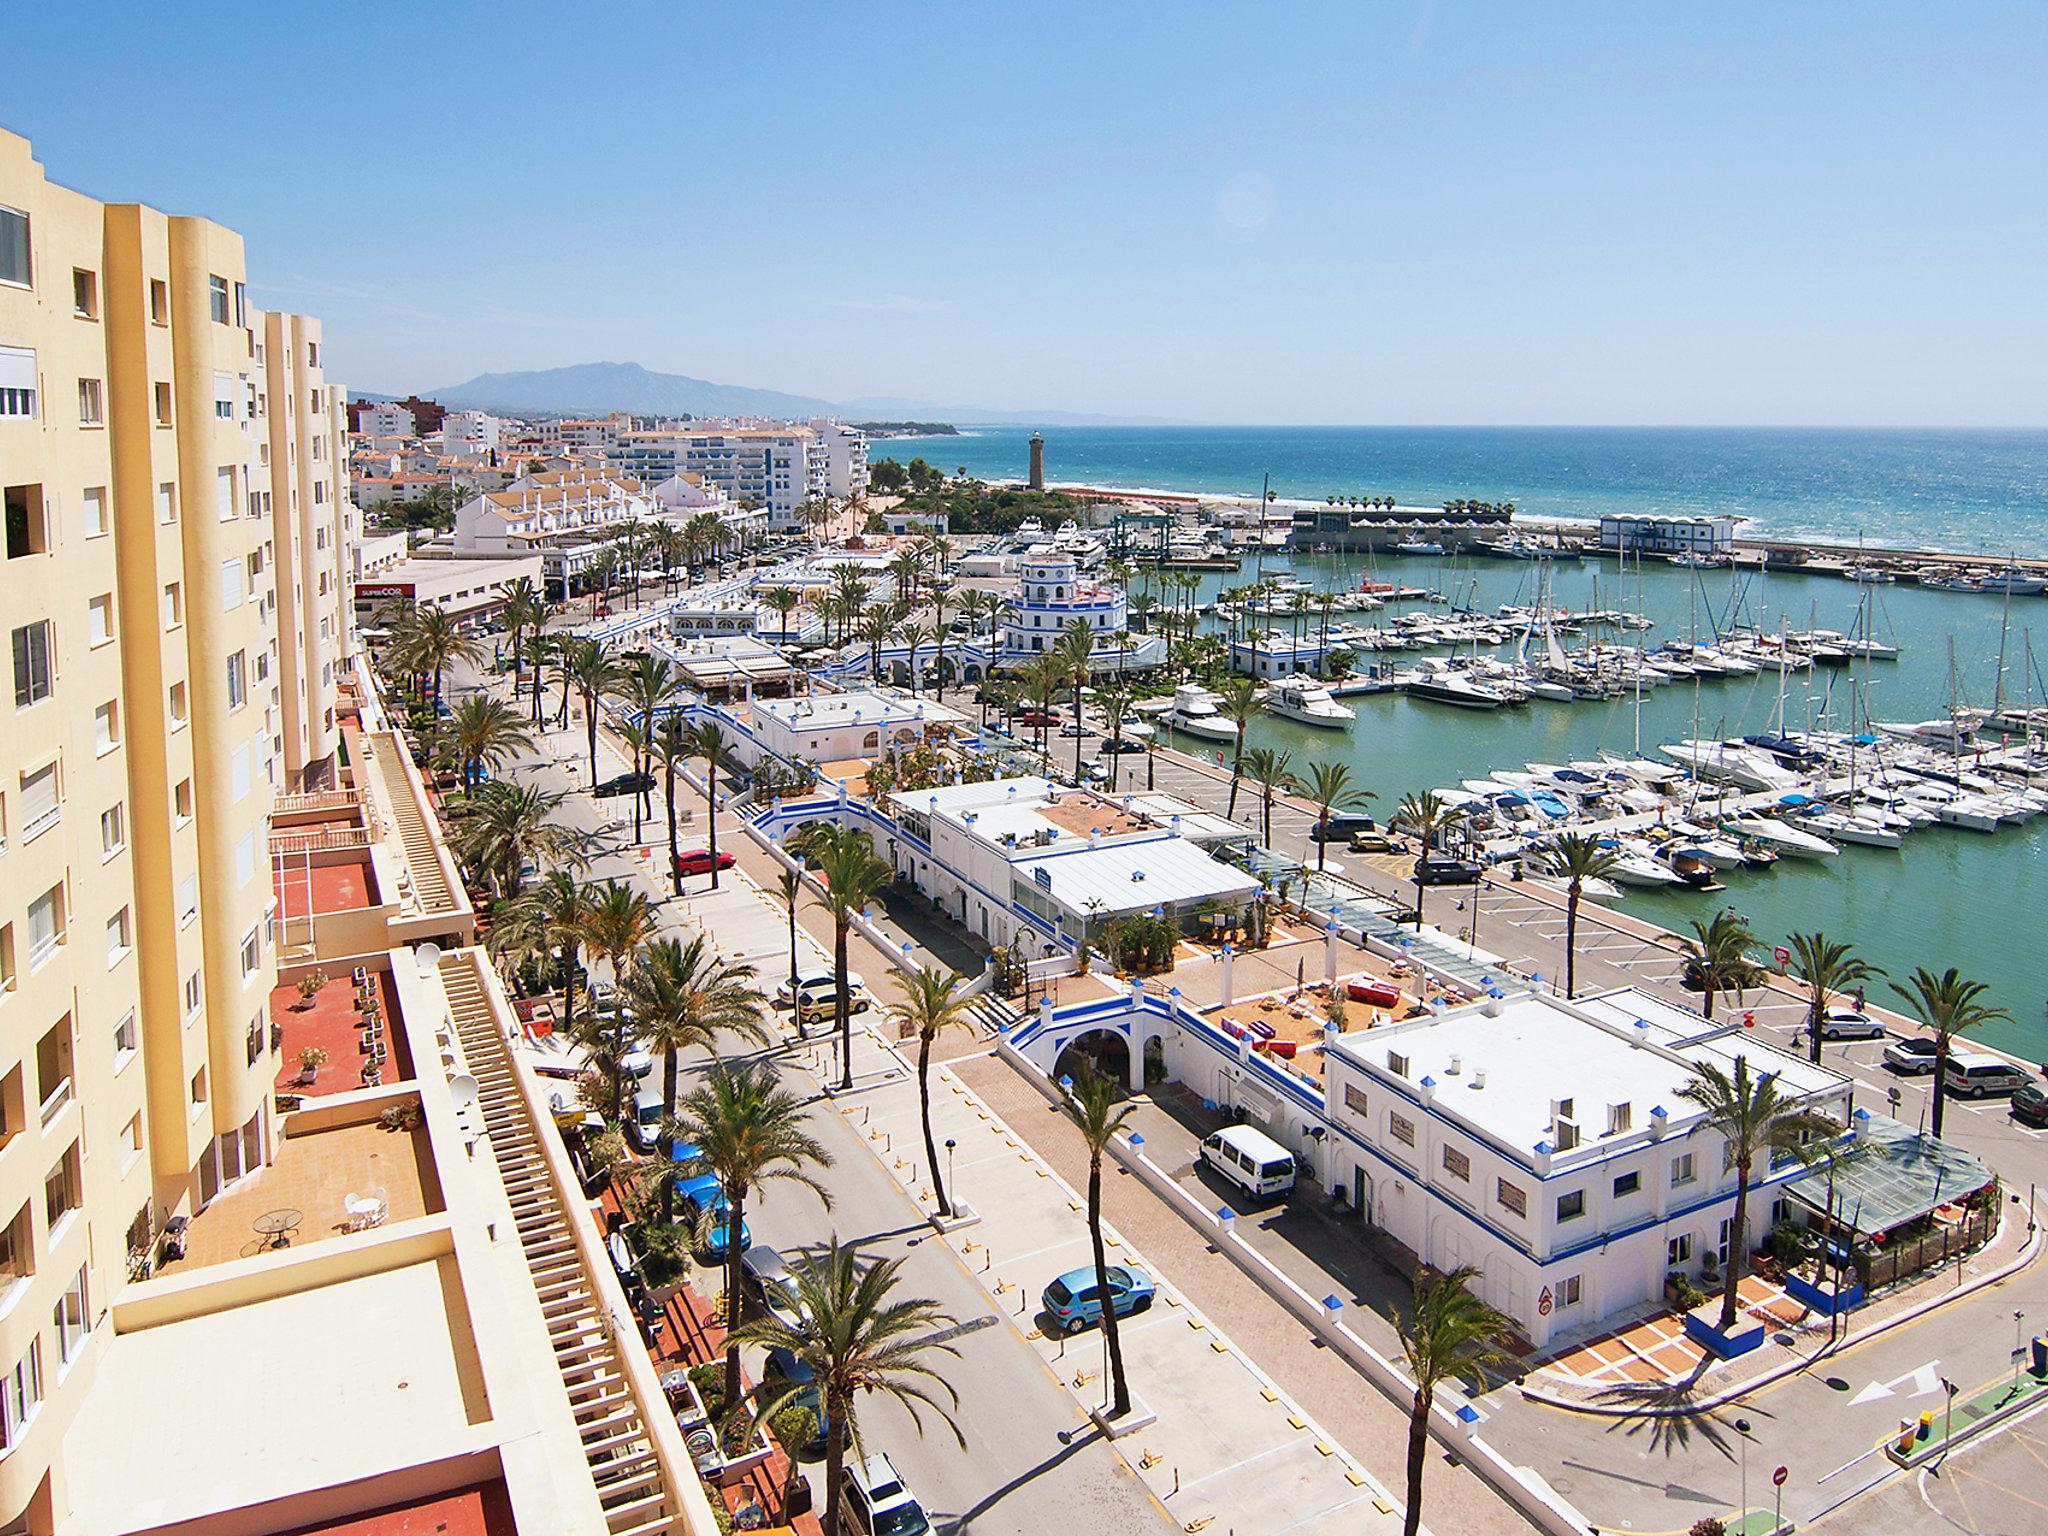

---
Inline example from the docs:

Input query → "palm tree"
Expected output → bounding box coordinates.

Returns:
[775,868,805,1020]
[1889,967,2012,1137]
[1023,651,1066,760]
[1539,834,1621,999]
[577,880,656,1118]
[1217,677,1260,818]
[762,585,801,642]
[499,575,547,699]
[1096,682,1135,790]
[615,715,653,844]
[485,871,590,1034]
[1054,619,1098,782]
[857,609,896,683]
[614,655,681,803]
[560,638,622,783]
[1240,746,1295,846]
[1302,761,1369,872]
[676,1060,834,1407]
[622,936,766,1199]
[684,718,731,889]
[731,1241,962,1536]
[451,781,586,897]
[928,586,956,698]
[1787,932,1885,1066]
[806,826,893,1091]
[887,966,975,1219]
[651,714,690,896]
[1393,1266,1516,1536]
[409,603,484,709]
[1679,1056,1839,1331]
[1390,791,1464,930]
[435,693,533,793]
[1677,911,1761,1021]
[898,619,936,697]
[1057,1066,1140,1419]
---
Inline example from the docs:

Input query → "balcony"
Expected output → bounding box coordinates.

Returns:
[38,1076,70,1128]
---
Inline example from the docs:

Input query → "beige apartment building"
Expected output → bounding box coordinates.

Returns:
[0,128,349,1531]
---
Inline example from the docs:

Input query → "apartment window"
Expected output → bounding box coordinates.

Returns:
[221,557,244,611]
[209,274,229,325]
[215,465,235,521]
[44,1145,79,1228]
[1387,1111,1415,1148]
[6,487,52,576]
[157,481,177,523]
[231,742,251,801]
[162,581,182,628]
[1442,1144,1471,1182]
[212,371,234,421]
[173,778,193,823]
[1668,1233,1694,1266]
[0,927,12,992]
[105,908,131,965]
[34,1021,70,1126]
[20,764,58,841]
[183,971,201,1017]
[0,205,29,287]
[0,1207,28,1286]
[1556,1274,1583,1309]
[153,382,172,426]
[227,650,247,709]
[307,340,319,366]
[240,927,261,977]
[0,1339,42,1451]
[113,1011,137,1070]
[1670,1152,1697,1187]
[82,486,108,538]
[71,268,97,319]
[233,280,247,328]
[234,831,254,889]
[1556,1190,1586,1223]
[189,1068,206,1106]
[177,876,198,926]
[77,378,103,426]
[245,1014,262,1066]
[99,805,124,857]
[120,1112,141,1161]
[148,277,168,323]
[1613,1171,1642,1199]
[55,1268,88,1367]
[87,593,113,645]
[95,701,119,755]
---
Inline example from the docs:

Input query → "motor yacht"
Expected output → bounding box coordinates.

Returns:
[1722,815,1840,858]
[1161,683,1238,742]
[1264,679,1356,728]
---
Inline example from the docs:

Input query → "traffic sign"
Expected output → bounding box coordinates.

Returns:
[1773,945,1792,968]
[1772,1465,1788,1487]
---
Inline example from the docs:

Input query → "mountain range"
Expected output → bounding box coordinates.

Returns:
[418,361,1163,426]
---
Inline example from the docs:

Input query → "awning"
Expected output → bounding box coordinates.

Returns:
[1783,1111,1993,1235]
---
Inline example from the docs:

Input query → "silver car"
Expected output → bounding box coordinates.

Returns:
[740,1244,811,1331]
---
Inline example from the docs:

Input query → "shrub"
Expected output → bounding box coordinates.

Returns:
[295,970,328,1005]
[377,1101,423,1132]
[296,1045,330,1077]
[772,1404,820,1459]
[1690,1520,1727,1536]
[1667,1272,1704,1311]
[1100,912,1178,976]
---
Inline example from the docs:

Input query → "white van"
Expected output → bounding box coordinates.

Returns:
[626,1083,667,1152]
[1942,1051,2027,1098]
[1197,1124,1297,1202]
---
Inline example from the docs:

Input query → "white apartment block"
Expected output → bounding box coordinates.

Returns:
[537,415,624,452]
[356,400,417,440]
[452,467,652,593]
[438,407,500,455]
[677,426,829,528]
[809,418,869,499]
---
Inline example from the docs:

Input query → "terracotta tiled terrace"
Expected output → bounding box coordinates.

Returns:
[275,855,379,919]
[273,971,412,1096]
[1533,1275,1803,1388]
[277,1482,518,1536]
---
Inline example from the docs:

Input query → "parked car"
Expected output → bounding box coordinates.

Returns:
[1097,736,1148,755]
[1197,1124,1298,1201]
[677,1172,750,1256]
[592,770,654,798]
[741,1244,812,1332]
[1347,830,1398,853]
[1310,811,1379,842]
[1882,1037,1941,1074]
[1942,1051,2028,1098]
[2011,1080,2048,1127]
[1040,1264,1156,1334]
[1013,709,1059,727]
[626,1083,667,1153]
[1416,855,1484,885]
[1812,1008,1885,1041]
[841,1453,931,1536]
[762,1346,829,1458]
[794,980,871,1018]
[673,846,736,877]
[775,965,867,1008]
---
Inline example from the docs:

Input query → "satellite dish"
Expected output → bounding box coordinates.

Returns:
[449,1073,480,1111]
[413,942,444,974]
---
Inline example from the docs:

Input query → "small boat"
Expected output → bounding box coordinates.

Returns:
[1845,566,1896,584]
[1393,540,1446,556]
[1723,815,1840,858]
[1264,679,1356,728]
[1607,847,1686,887]
[1161,683,1238,742]
[1407,672,1512,709]
[1802,812,1904,849]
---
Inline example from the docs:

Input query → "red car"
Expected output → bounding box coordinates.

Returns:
[673,847,735,876]
[1014,709,1060,727]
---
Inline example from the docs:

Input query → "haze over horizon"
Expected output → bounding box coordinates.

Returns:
[6,2,2044,427]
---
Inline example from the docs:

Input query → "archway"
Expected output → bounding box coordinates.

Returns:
[1141,1034,1166,1090]
[1053,1029,1131,1093]
[962,662,984,684]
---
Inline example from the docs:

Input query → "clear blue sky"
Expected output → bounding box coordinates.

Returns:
[7,3,2044,425]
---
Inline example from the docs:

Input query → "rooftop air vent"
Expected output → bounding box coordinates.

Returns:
[1446,1053,1463,1076]
[1387,1051,1409,1079]
[1554,1118,1581,1152]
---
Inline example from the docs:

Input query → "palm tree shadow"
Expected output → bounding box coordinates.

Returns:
[935,1424,1104,1533]
[1591,1370,1774,1461]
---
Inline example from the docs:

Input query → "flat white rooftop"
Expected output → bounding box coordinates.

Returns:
[1017,833,1261,915]
[754,691,965,730]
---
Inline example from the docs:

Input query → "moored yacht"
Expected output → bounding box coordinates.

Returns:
[1264,679,1356,728]
[1161,683,1238,742]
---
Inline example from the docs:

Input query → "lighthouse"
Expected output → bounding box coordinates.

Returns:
[1028,432,1045,491]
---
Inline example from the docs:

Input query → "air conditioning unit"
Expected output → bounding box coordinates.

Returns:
[1554,1118,1581,1151]
[1606,1102,1633,1136]
[1386,1051,1409,1079]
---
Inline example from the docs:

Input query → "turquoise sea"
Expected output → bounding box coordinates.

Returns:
[886,427,2048,1058]
[884,426,2048,558]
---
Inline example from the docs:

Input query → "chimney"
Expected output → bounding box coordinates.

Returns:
[1446,1053,1463,1076]
[1471,1066,1487,1089]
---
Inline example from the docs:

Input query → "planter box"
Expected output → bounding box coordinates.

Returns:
[660,1369,708,1431]
[1784,1269,1864,1316]
[1683,1299,1766,1358]
[683,1421,774,1487]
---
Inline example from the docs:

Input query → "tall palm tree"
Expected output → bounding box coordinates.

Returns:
[1393,1266,1516,1536]
[1677,911,1761,1022]
[409,603,484,709]
[684,718,731,889]
[1057,1066,1140,1419]
[1302,761,1369,872]
[1240,746,1295,846]
[622,936,766,1199]
[499,575,547,698]
[775,868,805,1019]
[806,826,894,1092]
[732,1241,962,1536]
[1217,677,1260,818]
[1096,681,1135,791]
[560,638,622,783]
[451,781,586,897]
[676,1060,835,1409]
[1539,834,1621,999]
[614,655,681,803]
[887,966,975,1219]
[1023,651,1066,760]
[1889,967,2012,1137]
[651,714,690,896]
[762,585,801,643]
[857,609,897,683]
[1679,1056,1839,1331]
[577,880,656,1118]
[928,586,956,699]
[1390,791,1464,930]
[485,871,590,1033]
[615,716,653,844]
[1054,619,1098,782]
[1787,932,1885,1066]
[898,619,937,698]
[435,693,534,793]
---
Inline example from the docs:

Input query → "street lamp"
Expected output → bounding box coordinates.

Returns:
[2014,1311,2029,1398]
[945,1138,958,1208]
[1734,1416,1752,1522]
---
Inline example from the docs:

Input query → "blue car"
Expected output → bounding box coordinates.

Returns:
[1041,1265,1155,1334]
[763,1345,830,1458]
[676,1171,750,1257]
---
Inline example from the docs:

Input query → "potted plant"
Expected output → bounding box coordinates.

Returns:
[378,1100,423,1132]
[296,1045,329,1084]
[295,970,328,1008]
